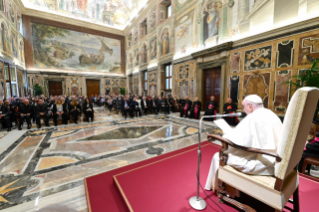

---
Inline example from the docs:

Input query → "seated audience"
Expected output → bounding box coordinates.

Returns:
[84,98,94,122]
[0,99,12,131]
[190,97,201,119]
[69,98,81,124]
[52,98,64,126]
[223,98,238,126]
[122,96,131,119]
[171,95,180,112]
[180,96,192,118]
[61,97,69,124]
[141,96,149,115]
[130,98,142,117]
[204,96,219,121]
[298,131,319,173]
[35,99,46,128]
[18,99,32,130]
[45,98,55,127]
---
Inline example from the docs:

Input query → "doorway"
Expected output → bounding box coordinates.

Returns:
[48,81,63,96]
[86,79,100,98]
[203,67,221,110]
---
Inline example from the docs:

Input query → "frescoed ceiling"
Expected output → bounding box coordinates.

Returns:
[20,0,147,30]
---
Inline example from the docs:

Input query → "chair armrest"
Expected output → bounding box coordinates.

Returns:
[207,134,282,162]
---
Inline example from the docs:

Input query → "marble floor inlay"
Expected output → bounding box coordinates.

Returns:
[0,108,222,212]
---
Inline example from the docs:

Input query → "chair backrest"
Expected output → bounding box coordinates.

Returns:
[275,87,319,179]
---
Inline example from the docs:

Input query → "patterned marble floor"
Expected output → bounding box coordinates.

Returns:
[0,108,222,212]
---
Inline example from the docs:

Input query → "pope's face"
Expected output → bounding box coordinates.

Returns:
[242,100,253,115]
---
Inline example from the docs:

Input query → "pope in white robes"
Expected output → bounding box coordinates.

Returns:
[205,95,283,191]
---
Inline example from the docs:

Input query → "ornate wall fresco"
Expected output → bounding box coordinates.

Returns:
[148,70,157,96]
[298,34,319,65]
[226,28,319,115]
[243,73,270,108]
[133,74,139,95]
[229,75,239,104]
[201,1,222,47]
[0,62,6,99]
[134,48,139,67]
[66,76,84,96]
[273,70,291,112]
[31,23,122,73]
[229,52,241,74]
[148,6,157,34]
[159,26,171,56]
[103,78,126,95]
[141,41,148,65]
[277,40,294,68]
[22,0,146,30]
[244,46,272,71]
[174,0,193,13]
[17,69,26,97]
[149,36,157,61]
[172,60,196,99]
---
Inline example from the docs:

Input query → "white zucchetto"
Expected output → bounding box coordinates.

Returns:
[244,94,263,104]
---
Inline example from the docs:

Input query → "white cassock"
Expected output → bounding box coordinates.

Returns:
[205,107,283,191]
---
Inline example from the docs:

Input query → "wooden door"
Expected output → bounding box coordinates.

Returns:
[48,81,63,96]
[86,79,100,98]
[203,67,221,110]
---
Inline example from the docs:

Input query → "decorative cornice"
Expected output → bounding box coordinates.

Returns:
[172,55,194,65]
[191,42,233,58]
[198,57,228,69]
[158,52,174,65]
[139,64,148,71]
[147,66,158,72]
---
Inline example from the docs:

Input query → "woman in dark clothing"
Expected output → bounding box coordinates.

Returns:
[69,98,81,124]
[84,98,94,122]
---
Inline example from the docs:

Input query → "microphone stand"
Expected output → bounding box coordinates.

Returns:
[189,113,241,210]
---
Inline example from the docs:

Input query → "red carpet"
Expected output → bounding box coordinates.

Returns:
[85,142,319,212]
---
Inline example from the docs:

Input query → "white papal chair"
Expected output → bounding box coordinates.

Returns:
[208,87,319,212]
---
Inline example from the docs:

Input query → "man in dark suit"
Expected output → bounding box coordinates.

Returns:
[141,96,149,115]
[35,99,46,128]
[0,99,12,131]
[150,96,158,115]
[121,96,131,119]
[18,99,32,130]
[130,98,142,117]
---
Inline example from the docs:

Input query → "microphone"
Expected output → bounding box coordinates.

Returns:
[189,111,242,210]
[201,112,242,119]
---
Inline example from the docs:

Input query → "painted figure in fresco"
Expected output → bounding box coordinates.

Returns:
[141,43,147,63]
[129,53,133,69]
[12,33,17,58]
[203,1,220,43]
[20,41,25,62]
[150,38,157,60]
[150,84,156,96]
[9,2,15,24]
[134,49,139,67]
[150,12,156,29]
[1,23,10,55]
[161,28,169,55]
